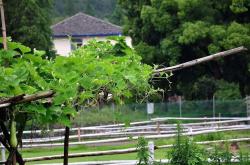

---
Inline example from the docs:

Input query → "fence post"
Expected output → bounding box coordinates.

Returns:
[218,113,221,128]
[77,127,81,142]
[148,141,154,164]
[179,96,182,117]
[156,121,160,135]
[246,96,250,117]
[1,144,5,162]
[213,95,215,118]
[245,96,250,124]
[188,127,193,140]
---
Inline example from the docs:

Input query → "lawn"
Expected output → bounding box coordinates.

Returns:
[14,130,250,164]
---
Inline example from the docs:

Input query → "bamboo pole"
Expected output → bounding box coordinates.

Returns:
[0,0,7,50]
[154,46,247,73]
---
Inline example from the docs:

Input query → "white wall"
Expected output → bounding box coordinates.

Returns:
[81,36,132,47]
[53,36,133,57]
[53,38,71,56]
[125,36,132,48]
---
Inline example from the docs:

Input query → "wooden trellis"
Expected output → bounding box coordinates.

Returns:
[0,91,54,165]
[0,0,7,50]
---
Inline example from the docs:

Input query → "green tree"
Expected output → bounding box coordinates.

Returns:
[4,0,53,52]
[52,0,119,24]
[64,0,76,16]
[84,1,95,16]
[120,0,250,99]
[109,2,125,25]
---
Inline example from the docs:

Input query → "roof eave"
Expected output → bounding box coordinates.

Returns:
[52,33,122,38]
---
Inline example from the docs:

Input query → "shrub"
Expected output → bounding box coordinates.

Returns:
[195,132,224,142]
[209,143,233,165]
[238,151,250,165]
[168,123,206,165]
[137,136,149,165]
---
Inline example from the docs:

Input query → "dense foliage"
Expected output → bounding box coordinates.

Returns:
[0,37,158,163]
[0,37,156,126]
[4,0,53,53]
[52,0,123,25]
[166,124,250,165]
[120,0,250,99]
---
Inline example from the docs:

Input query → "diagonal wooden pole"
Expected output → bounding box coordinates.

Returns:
[0,0,7,50]
[154,46,247,73]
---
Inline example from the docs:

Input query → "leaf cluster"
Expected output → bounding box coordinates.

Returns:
[0,37,156,126]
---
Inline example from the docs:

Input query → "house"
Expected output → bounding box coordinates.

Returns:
[52,12,132,56]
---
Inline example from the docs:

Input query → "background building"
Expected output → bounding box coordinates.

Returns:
[52,12,131,56]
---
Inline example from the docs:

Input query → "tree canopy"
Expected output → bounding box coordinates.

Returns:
[4,0,53,52]
[120,0,250,99]
[52,0,122,24]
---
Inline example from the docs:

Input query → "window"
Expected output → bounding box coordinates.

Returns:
[71,38,82,50]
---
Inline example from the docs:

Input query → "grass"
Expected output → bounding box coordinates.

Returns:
[14,130,250,164]
[24,148,168,164]
[194,130,250,141]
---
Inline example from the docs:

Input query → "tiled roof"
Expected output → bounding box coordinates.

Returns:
[52,12,122,37]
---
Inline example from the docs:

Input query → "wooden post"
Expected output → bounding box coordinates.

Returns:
[218,113,221,128]
[148,141,154,164]
[0,0,7,50]
[12,150,16,165]
[204,116,207,128]
[156,121,160,135]
[77,128,81,142]
[188,127,193,140]
[63,126,70,165]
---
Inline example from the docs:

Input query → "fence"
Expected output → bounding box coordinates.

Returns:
[72,99,248,127]
[23,138,250,164]
[1,117,249,164]
[0,99,249,164]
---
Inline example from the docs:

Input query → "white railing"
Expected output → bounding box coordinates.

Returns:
[1,117,249,163]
